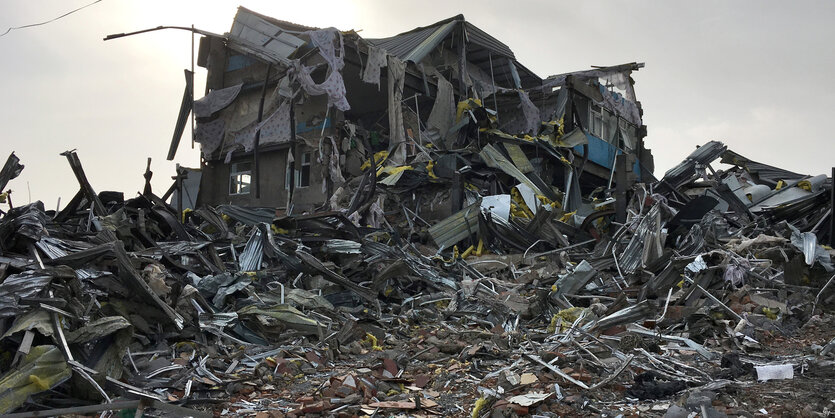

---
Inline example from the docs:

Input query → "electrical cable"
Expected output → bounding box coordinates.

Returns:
[0,0,103,38]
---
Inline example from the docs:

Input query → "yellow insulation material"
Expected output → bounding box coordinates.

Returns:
[378,165,413,177]
[472,397,488,418]
[360,150,389,170]
[363,333,383,351]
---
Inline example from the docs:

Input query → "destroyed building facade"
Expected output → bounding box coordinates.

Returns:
[1,6,833,417]
[177,7,653,216]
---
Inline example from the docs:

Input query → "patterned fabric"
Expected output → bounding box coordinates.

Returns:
[309,29,342,67]
[194,118,226,158]
[193,83,243,117]
[362,44,387,89]
[233,99,293,152]
[293,28,350,111]
[234,121,258,152]
[258,100,292,146]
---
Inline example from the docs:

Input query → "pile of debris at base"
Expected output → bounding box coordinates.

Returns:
[0,141,833,418]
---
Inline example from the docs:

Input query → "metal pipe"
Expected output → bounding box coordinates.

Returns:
[253,64,273,199]
[414,95,422,146]
[103,25,221,41]
[831,167,834,246]
[488,51,499,122]
[190,24,195,151]
[288,99,297,212]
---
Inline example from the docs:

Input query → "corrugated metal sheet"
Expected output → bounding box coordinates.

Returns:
[367,25,436,59]
[367,15,463,60]
[463,22,514,59]
[367,15,521,65]
[217,205,276,226]
[0,152,24,192]
[428,203,480,249]
[238,226,265,271]
[225,7,307,66]
[720,149,806,186]
[503,143,533,173]
[236,6,319,33]
[479,144,544,196]
[230,8,305,60]
[0,272,53,318]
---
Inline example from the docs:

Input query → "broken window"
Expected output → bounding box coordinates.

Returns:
[620,119,635,149]
[292,152,311,189]
[229,162,251,195]
[589,104,604,139]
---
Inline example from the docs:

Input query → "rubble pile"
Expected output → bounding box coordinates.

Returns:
[0,8,833,417]
[0,137,834,418]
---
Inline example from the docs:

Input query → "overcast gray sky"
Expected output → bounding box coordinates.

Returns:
[1,0,833,208]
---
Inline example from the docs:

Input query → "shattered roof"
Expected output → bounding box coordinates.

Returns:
[366,16,460,60]
[367,14,542,88]
[226,8,544,88]
[234,6,320,34]
[366,14,515,60]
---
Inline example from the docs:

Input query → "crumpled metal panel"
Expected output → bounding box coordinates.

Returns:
[0,271,53,318]
[321,239,362,255]
[228,7,304,65]
[594,300,654,331]
[802,231,818,266]
[0,345,71,414]
[35,236,96,279]
[428,203,480,250]
[618,203,665,274]
[199,312,238,332]
[480,144,544,197]
[554,260,597,298]
[790,225,834,272]
[237,304,322,336]
[0,152,24,192]
[0,202,49,247]
[65,316,132,344]
[362,241,458,290]
[660,141,727,189]
[367,18,458,61]
[217,205,276,226]
[238,226,264,272]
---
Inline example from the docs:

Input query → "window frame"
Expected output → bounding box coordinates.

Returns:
[229,162,252,195]
[295,152,311,188]
[589,103,604,139]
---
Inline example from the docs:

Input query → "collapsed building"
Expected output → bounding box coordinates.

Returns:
[173,7,652,225]
[0,6,833,418]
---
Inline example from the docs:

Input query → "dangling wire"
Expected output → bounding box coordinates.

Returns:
[0,0,104,38]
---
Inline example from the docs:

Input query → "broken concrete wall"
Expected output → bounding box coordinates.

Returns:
[197,149,290,207]
[197,84,337,211]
